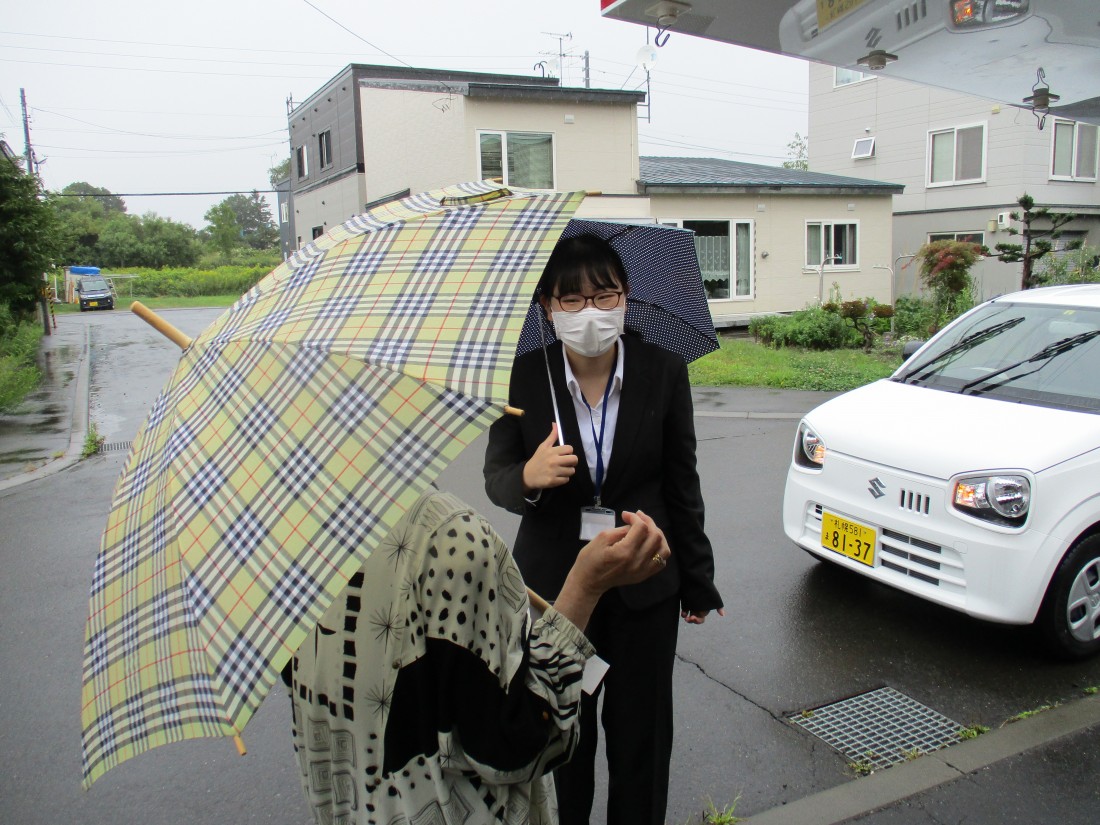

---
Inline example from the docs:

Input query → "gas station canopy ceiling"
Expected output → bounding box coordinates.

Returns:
[600,0,1100,124]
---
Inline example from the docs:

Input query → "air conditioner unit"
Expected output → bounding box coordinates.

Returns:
[997,211,1013,230]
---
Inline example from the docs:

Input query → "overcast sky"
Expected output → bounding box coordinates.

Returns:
[1,0,808,230]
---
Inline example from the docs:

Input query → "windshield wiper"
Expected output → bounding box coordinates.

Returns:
[899,317,1024,384]
[959,329,1100,395]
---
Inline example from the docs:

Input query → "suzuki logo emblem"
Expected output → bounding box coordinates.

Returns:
[868,478,886,499]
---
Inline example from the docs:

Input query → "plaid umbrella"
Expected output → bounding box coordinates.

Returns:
[80,182,585,788]
[514,219,720,363]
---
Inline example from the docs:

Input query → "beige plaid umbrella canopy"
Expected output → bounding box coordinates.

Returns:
[80,182,585,787]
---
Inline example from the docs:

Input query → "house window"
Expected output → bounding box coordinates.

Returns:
[835,68,871,86]
[311,225,324,240]
[852,137,875,159]
[280,203,289,224]
[667,220,753,300]
[806,221,858,267]
[928,124,985,186]
[1051,120,1098,181]
[295,145,308,180]
[928,231,985,246]
[318,130,333,170]
[478,131,554,188]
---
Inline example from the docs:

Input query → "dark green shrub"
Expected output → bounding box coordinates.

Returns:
[0,302,43,412]
[753,306,856,350]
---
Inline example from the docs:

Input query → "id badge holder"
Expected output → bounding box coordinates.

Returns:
[579,506,616,541]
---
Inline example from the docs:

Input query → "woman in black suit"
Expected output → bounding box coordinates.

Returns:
[483,234,724,825]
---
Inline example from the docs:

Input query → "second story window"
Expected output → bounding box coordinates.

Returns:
[295,145,308,180]
[1051,120,1098,182]
[928,124,985,186]
[834,68,871,87]
[318,130,333,170]
[478,131,553,189]
[806,221,858,267]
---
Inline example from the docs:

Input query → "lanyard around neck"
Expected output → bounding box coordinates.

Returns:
[581,367,616,507]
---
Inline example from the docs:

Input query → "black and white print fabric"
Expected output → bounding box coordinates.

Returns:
[287,490,594,825]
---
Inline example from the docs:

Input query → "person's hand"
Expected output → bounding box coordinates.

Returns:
[521,423,577,493]
[553,510,670,630]
[681,607,726,625]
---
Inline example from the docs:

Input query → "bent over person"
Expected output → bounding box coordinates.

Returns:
[285,488,670,825]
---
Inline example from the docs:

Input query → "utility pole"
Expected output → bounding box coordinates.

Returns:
[20,88,38,176]
[20,89,51,335]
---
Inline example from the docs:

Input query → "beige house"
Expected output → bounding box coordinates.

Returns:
[807,64,1100,300]
[286,64,902,325]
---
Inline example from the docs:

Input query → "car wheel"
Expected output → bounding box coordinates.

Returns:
[1038,535,1100,660]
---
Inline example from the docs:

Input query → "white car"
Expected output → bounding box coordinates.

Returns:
[783,284,1100,658]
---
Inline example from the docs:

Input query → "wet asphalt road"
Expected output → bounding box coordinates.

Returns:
[2,309,1099,824]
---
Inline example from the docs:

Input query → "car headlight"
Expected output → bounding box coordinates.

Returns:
[952,474,1030,525]
[795,424,825,469]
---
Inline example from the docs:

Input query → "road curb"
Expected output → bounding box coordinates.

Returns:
[742,692,1100,824]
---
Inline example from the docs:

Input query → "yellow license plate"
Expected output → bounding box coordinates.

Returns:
[821,512,876,566]
[88,301,98,306]
[817,0,871,30]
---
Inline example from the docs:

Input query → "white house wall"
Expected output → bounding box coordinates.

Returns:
[809,64,1100,301]
[292,175,365,246]
[463,98,640,194]
[649,193,894,322]
[361,87,472,199]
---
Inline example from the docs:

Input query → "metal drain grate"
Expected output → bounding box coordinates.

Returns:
[99,441,133,454]
[790,687,962,770]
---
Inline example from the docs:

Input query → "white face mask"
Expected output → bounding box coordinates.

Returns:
[552,306,625,358]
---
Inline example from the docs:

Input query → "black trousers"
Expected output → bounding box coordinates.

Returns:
[555,591,681,825]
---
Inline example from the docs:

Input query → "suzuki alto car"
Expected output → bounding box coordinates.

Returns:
[783,285,1100,659]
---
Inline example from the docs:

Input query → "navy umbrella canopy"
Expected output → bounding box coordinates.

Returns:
[514,219,720,363]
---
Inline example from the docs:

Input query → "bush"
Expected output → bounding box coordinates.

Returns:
[0,303,43,412]
[123,265,272,298]
[750,306,856,350]
[1035,245,1100,285]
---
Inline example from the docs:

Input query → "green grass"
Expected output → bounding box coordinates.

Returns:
[53,294,242,314]
[55,296,903,394]
[689,338,902,392]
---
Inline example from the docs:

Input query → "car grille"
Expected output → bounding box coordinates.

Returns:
[808,505,965,596]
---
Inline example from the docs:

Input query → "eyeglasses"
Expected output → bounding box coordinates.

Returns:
[552,291,624,313]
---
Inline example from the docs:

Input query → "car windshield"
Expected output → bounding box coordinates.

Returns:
[894,301,1100,414]
[82,278,110,291]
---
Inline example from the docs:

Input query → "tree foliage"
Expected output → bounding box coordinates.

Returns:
[914,240,983,332]
[0,159,60,317]
[219,191,278,250]
[204,201,241,262]
[95,213,199,269]
[782,132,808,170]
[268,158,291,187]
[994,193,1080,290]
[59,181,127,215]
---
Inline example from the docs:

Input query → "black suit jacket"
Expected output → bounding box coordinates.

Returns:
[483,335,723,612]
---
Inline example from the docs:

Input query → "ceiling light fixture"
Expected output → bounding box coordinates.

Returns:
[856,49,898,71]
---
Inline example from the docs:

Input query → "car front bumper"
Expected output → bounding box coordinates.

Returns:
[782,449,1058,625]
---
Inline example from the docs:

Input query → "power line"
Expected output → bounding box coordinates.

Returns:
[299,0,412,68]
[53,190,277,197]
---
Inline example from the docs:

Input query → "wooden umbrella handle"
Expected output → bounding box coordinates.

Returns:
[131,301,192,350]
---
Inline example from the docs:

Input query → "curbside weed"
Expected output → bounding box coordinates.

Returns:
[82,422,105,459]
[958,723,989,740]
[701,794,744,824]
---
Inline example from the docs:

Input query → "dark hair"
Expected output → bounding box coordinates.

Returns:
[536,234,628,299]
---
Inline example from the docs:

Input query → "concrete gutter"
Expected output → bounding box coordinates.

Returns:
[743,693,1100,824]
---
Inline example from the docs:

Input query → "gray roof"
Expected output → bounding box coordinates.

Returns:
[639,156,903,194]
